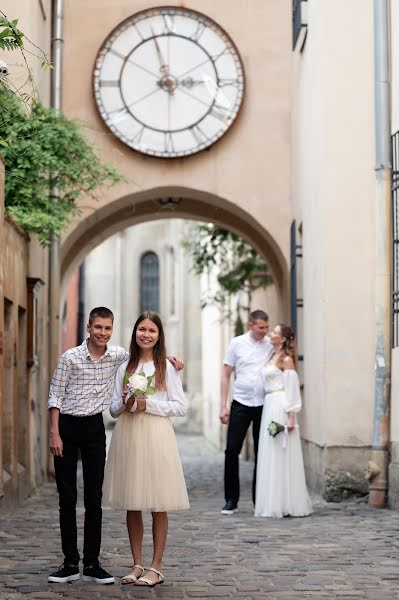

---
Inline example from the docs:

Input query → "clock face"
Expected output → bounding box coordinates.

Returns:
[93,6,245,158]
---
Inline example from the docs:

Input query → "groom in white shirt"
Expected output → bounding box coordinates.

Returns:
[220,310,273,514]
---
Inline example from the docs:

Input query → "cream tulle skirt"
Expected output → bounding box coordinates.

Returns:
[103,411,189,512]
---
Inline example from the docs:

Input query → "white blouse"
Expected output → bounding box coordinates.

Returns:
[109,359,187,419]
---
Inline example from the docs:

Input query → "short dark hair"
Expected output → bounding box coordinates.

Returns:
[88,306,114,325]
[249,310,269,323]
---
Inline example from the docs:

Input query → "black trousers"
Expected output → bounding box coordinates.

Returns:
[54,413,106,566]
[224,400,263,504]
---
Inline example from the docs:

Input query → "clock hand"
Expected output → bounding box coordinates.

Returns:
[151,28,169,76]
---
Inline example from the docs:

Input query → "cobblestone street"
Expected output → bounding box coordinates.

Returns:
[1,434,399,599]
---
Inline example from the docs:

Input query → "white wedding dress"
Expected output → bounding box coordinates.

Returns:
[254,364,312,518]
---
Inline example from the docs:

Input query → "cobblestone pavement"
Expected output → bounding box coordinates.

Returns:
[1,433,399,599]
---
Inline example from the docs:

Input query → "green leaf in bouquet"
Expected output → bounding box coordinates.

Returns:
[123,371,130,385]
[146,385,157,395]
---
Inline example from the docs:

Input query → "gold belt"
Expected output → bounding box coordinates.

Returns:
[265,388,284,395]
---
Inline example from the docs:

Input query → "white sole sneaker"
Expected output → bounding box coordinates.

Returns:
[48,573,80,583]
[82,575,115,584]
[221,508,238,515]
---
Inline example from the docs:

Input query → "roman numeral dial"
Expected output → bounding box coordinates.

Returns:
[94,7,244,158]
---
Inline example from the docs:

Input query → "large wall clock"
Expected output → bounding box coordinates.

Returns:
[93,6,245,158]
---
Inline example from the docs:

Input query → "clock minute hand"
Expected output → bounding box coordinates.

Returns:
[151,28,169,75]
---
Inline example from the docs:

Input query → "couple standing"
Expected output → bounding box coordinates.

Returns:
[220,309,312,518]
[48,307,188,586]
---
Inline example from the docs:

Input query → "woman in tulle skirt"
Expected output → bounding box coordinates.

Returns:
[255,324,312,518]
[103,311,189,587]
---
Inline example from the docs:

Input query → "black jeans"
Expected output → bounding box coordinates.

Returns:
[224,400,263,505]
[54,413,106,566]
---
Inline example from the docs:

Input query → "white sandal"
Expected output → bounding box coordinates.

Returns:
[135,567,164,587]
[121,564,144,585]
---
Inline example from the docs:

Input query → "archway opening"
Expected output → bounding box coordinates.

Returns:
[60,187,289,448]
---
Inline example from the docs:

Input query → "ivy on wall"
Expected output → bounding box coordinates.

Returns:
[0,84,125,244]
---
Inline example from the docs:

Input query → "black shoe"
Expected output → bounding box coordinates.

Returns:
[48,562,80,583]
[221,500,238,515]
[82,563,115,584]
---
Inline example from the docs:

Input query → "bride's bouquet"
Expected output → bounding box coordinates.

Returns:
[267,421,285,438]
[123,371,157,398]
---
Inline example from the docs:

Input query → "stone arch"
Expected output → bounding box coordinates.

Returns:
[60,186,289,314]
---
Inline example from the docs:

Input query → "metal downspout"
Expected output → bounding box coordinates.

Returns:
[369,0,392,508]
[49,0,63,375]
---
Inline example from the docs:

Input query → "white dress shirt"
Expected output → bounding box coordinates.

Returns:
[48,339,129,416]
[224,332,274,407]
[109,359,187,418]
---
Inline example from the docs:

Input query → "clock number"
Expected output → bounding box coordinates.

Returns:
[163,14,175,34]
[109,48,125,60]
[129,126,145,147]
[190,125,208,144]
[164,132,175,153]
[132,23,144,41]
[99,80,119,87]
[190,21,206,42]
[209,105,229,122]
[218,78,239,87]
[108,107,129,124]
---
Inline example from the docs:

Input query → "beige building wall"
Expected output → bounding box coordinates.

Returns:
[292,0,376,498]
[0,0,51,103]
[0,1,52,512]
[389,0,399,507]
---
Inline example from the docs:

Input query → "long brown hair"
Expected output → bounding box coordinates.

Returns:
[277,324,297,368]
[126,312,167,390]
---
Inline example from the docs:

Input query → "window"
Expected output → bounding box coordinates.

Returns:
[292,0,308,51]
[140,252,160,313]
[290,220,303,360]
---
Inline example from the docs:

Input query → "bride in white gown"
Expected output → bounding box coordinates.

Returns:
[255,324,312,518]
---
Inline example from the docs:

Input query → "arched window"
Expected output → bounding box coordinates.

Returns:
[140,252,160,313]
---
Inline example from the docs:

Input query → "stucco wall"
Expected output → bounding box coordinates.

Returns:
[292,1,376,496]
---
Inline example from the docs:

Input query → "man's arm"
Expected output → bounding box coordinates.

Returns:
[49,408,63,457]
[220,364,234,424]
[48,354,69,457]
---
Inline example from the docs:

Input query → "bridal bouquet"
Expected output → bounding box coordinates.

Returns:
[123,371,156,398]
[267,420,285,438]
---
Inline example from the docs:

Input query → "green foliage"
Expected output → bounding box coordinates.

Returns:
[0,84,125,244]
[185,223,273,322]
[0,18,24,51]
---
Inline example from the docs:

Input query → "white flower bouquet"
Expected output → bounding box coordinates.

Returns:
[123,370,156,398]
[267,420,285,438]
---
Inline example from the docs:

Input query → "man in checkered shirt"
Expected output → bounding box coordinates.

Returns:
[47,306,182,585]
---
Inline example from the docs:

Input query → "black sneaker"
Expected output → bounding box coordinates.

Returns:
[221,500,238,515]
[82,563,115,584]
[48,562,80,583]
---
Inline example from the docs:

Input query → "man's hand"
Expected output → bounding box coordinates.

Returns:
[50,432,63,457]
[220,407,230,425]
[168,355,184,371]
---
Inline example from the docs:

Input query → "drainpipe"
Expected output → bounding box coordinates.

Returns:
[369,0,392,508]
[48,0,63,375]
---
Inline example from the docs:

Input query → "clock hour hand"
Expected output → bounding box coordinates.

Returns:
[176,77,205,88]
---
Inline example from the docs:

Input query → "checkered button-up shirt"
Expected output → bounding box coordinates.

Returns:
[48,339,129,416]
